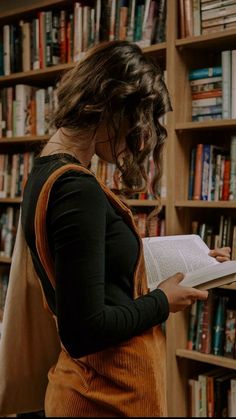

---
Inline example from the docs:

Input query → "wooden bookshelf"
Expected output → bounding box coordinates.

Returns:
[165,2,236,417]
[175,200,236,208]
[176,349,236,371]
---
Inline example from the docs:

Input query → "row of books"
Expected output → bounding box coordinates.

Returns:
[191,215,236,256]
[0,85,58,138]
[90,153,167,200]
[178,0,236,38]
[0,0,167,75]
[188,136,236,201]
[0,152,35,199]
[187,290,236,358]
[133,212,165,237]
[0,206,20,259]
[188,366,236,417]
[189,50,236,121]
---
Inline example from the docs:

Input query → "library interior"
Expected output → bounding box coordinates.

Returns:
[0,0,236,417]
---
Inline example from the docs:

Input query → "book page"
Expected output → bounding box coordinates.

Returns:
[181,260,236,288]
[142,234,219,290]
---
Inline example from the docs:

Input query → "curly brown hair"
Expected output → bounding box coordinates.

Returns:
[53,40,172,197]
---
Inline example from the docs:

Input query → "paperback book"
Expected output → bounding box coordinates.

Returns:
[142,234,236,291]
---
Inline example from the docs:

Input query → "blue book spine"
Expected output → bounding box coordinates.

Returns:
[212,296,228,356]
[188,147,196,200]
[201,144,211,200]
[189,66,222,81]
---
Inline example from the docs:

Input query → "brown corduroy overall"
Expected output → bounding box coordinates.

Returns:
[35,163,167,417]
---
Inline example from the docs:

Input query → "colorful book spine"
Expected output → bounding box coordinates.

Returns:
[188,146,196,200]
[193,143,203,200]
[189,66,222,81]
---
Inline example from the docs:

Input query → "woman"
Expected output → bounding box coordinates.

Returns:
[21,40,230,417]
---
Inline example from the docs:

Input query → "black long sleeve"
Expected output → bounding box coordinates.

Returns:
[22,155,169,359]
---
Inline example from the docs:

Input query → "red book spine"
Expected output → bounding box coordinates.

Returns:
[222,159,231,200]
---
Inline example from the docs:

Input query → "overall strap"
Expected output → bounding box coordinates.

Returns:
[34,163,148,299]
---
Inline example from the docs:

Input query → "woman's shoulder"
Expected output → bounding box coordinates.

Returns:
[52,166,106,201]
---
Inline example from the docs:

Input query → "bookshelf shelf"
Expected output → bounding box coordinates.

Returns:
[0,0,73,23]
[0,136,49,144]
[175,28,236,51]
[0,63,75,85]
[125,199,165,207]
[0,198,22,204]
[0,256,12,264]
[0,44,165,86]
[175,120,236,131]
[175,200,236,208]
[176,349,236,371]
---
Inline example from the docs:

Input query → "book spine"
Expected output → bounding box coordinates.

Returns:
[212,295,228,356]
[184,0,193,37]
[36,89,45,135]
[45,11,53,67]
[200,290,214,354]
[189,66,222,81]
[221,158,231,201]
[3,25,10,76]
[6,87,13,138]
[201,144,211,200]
[178,0,186,37]
[201,4,236,20]
[229,135,236,200]
[221,49,231,119]
[232,49,236,118]
[193,0,201,36]
[187,301,197,350]
[32,18,40,70]
[224,309,236,358]
[193,143,203,200]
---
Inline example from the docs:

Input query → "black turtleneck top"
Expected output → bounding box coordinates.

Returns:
[21,154,169,358]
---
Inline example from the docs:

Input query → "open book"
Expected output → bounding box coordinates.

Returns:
[142,234,236,291]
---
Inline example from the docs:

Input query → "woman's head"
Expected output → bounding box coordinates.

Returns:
[53,40,172,196]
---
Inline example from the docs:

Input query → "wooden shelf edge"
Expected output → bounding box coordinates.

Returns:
[125,199,165,207]
[176,349,236,370]
[0,44,166,84]
[175,120,236,131]
[0,256,12,264]
[0,63,75,83]
[175,200,236,208]
[0,0,72,21]
[0,135,49,144]
[176,28,236,47]
[0,198,22,204]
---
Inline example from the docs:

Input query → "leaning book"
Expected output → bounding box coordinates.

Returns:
[142,234,236,291]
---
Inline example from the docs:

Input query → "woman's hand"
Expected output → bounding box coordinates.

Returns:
[208,247,231,262]
[158,272,208,313]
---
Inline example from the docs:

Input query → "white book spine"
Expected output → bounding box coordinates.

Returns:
[192,97,222,107]
[201,4,236,20]
[193,0,201,36]
[231,50,236,118]
[222,50,231,119]
[15,85,31,137]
